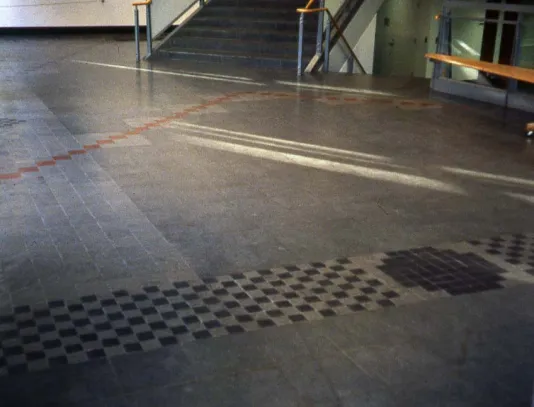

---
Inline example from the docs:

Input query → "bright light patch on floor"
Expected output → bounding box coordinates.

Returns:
[505,192,534,204]
[176,134,463,193]
[177,127,409,169]
[442,167,534,188]
[275,80,396,96]
[171,122,391,162]
[176,71,253,81]
[71,61,264,86]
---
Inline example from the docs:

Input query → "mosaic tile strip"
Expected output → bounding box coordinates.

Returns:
[0,247,513,377]
[0,261,397,376]
[0,118,25,128]
[379,247,506,296]
[468,233,534,267]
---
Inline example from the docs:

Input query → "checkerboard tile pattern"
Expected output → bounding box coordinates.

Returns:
[379,247,506,296]
[468,233,534,267]
[0,245,521,377]
[0,260,404,376]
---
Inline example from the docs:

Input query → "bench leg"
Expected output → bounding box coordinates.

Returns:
[526,123,534,137]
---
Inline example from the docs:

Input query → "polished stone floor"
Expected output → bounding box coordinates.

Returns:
[0,35,534,406]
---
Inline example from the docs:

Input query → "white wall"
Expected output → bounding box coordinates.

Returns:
[351,15,377,73]
[0,0,138,27]
[0,0,193,42]
[325,0,385,73]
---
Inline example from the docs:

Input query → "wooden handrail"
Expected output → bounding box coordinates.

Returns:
[297,7,327,13]
[426,53,534,133]
[425,53,534,85]
[132,0,151,6]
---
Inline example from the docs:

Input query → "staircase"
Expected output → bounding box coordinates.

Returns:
[155,0,318,70]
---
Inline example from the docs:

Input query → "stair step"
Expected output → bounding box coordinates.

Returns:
[158,48,299,69]
[156,0,319,70]
[213,0,307,7]
[187,16,317,32]
[175,27,315,43]
[201,6,311,20]
[164,36,315,56]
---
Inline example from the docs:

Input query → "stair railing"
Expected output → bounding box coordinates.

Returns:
[133,0,153,62]
[296,0,365,76]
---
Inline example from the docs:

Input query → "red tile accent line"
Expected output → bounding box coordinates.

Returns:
[0,173,21,180]
[0,91,442,181]
[19,167,39,173]
[84,144,101,150]
[36,160,56,167]
[53,155,72,161]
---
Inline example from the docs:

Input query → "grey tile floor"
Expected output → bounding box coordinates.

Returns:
[1,35,534,406]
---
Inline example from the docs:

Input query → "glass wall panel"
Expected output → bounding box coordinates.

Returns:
[449,7,487,81]
[517,13,534,93]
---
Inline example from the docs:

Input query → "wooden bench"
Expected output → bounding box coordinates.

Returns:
[425,53,534,137]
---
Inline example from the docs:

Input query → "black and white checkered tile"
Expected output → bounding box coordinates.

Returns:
[0,243,521,377]
[468,233,534,267]
[0,260,403,376]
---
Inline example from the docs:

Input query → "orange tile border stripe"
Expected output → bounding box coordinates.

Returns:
[36,160,56,167]
[19,167,39,173]
[53,155,72,161]
[84,144,101,150]
[0,173,21,180]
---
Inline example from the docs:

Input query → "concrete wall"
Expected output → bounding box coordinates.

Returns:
[0,0,139,27]
[373,0,441,78]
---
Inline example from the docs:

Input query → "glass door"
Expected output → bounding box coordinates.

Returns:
[437,0,526,89]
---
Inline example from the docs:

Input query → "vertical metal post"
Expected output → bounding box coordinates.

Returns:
[297,13,305,76]
[315,0,325,56]
[443,10,452,78]
[146,4,153,58]
[323,18,330,73]
[347,56,354,74]
[134,6,140,62]
[509,15,522,93]
[503,15,522,124]
[433,8,448,81]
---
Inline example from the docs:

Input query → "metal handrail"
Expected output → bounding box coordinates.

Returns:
[132,0,153,62]
[296,2,365,75]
